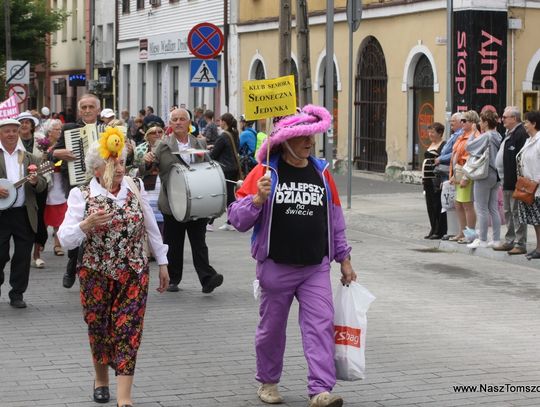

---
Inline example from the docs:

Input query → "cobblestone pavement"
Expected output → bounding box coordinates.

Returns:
[1,175,539,406]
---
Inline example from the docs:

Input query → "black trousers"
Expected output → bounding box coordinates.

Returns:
[34,189,48,246]
[423,180,447,236]
[0,207,35,301]
[66,247,79,277]
[163,214,218,286]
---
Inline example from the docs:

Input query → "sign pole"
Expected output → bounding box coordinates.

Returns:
[324,0,334,168]
[347,7,354,209]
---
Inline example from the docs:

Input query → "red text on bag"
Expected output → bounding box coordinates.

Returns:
[334,325,361,348]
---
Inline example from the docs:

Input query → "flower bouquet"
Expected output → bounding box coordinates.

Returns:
[36,136,51,153]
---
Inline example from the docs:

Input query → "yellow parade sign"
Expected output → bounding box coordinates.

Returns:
[242,75,297,120]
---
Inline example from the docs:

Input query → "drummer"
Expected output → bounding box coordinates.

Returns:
[143,108,224,294]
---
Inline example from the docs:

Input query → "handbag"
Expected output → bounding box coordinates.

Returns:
[462,148,489,180]
[513,176,539,205]
[224,131,244,180]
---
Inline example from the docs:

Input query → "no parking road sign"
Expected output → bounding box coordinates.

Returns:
[8,85,28,104]
[187,22,224,59]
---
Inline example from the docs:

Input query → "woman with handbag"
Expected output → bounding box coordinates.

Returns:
[515,110,540,259]
[209,113,241,231]
[422,122,447,239]
[449,110,479,244]
[465,110,502,248]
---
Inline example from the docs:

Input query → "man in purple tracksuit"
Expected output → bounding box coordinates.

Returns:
[228,105,356,407]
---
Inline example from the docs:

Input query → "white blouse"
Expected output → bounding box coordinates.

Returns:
[58,176,168,265]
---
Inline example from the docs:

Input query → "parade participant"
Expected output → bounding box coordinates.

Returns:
[133,124,165,233]
[211,113,241,231]
[42,119,68,256]
[50,93,103,289]
[17,111,48,268]
[144,108,224,293]
[516,110,540,259]
[100,108,116,125]
[200,109,219,149]
[228,105,356,407]
[0,119,47,308]
[493,106,529,254]
[58,132,169,407]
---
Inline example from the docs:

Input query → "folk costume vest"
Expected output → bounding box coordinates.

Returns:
[80,186,147,280]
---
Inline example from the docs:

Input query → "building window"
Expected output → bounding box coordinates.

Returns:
[106,23,114,62]
[137,0,144,10]
[122,0,130,13]
[71,0,77,40]
[124,65,131,112]
[140,64,146,107]
[52,0,58,44]
[156,62,162,114]
[96,25,103,63]
[173,66,179,107]
[62,0,67,41]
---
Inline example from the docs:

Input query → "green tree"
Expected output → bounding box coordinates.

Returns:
[0,0,68,95]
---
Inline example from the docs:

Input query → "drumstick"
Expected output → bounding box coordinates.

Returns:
[225,179,244,187]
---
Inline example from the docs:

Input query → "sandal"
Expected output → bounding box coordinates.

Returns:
[54,246,64,256]
[526,250,540,260]
[449,235,463,242]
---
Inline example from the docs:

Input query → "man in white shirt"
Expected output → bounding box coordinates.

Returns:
[0,119,47,308]
[144,108,224,294]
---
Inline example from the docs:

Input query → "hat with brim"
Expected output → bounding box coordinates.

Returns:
[0,118,22,128]
[100,108,115,119]
[256,104,332,163]
[16,111,39,126]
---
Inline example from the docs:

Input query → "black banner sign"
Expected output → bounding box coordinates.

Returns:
[453,10,507,114]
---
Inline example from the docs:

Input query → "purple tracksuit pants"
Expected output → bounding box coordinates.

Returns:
[255,256,336,396]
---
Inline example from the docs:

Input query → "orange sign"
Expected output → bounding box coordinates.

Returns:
[417,102,434,148]
[334,325,361,348]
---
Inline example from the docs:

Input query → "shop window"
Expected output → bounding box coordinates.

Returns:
[122,0,130,13]
[137,0,144,10]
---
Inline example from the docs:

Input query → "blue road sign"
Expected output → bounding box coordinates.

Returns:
[187,22,224,59]
[190,59,218,88]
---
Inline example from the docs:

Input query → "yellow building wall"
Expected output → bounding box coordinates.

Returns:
[239,7,448,167]
[510,7,540,112]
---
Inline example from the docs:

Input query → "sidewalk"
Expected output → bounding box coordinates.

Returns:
[339,172,539,270]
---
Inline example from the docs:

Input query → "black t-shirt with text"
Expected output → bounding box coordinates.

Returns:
[268,159,328,265]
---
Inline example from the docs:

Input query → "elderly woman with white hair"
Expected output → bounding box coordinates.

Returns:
[58,129,169,407]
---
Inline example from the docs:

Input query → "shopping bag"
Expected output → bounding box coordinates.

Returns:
[333,281,376,381]
[440,180,455,212]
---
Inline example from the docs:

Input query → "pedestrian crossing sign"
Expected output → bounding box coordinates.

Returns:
[190,59,218,88]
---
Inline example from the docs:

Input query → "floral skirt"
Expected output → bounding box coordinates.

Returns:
[79,266,149,375]
[518,197,540,226]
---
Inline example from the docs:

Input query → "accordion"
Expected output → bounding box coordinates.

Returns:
[64,123,106,186]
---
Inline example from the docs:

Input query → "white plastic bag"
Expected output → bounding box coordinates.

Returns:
[333,281,375,381]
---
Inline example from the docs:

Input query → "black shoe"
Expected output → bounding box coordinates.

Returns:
[526,250,540,260]
[441,235,452,241]
[166,283,180,292]
[62,272,76,288]
[429,234,442,240]
[424,234,433,239]
[10,299,27,309]
[202,274,224,294]
[93,385,110,403]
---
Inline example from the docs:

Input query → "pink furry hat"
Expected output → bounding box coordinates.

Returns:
[256,104,332,162]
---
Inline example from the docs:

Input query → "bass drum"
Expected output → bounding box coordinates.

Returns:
[167,162,227,222]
